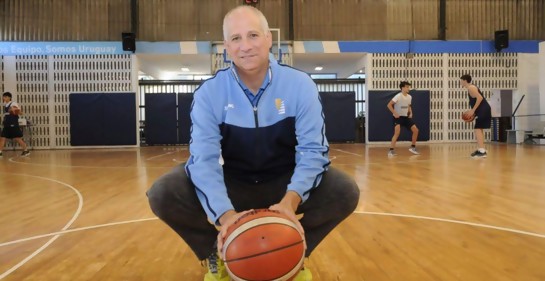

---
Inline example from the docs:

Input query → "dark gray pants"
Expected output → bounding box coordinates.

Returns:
[147,164,360,260]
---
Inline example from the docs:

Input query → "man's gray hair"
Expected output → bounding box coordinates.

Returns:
[223,6,270,40]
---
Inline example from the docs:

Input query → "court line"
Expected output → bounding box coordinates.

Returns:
[3,210,544,252]
[7,158,171,169]
[146,151,175,161]
[332,149,362,157]
[0,218,158,248]
[332,154,477,166]
[0,174,83,280]
[354,211,545,239]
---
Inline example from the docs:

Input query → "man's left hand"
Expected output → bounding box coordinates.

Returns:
[269,191,306,251]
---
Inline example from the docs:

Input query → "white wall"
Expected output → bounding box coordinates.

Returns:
[515,54,540,131]
[540,42,545,118]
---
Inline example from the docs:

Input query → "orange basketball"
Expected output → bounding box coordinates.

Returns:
[462,111,475,122]
[222,209,305,281]
[9,107,21,116]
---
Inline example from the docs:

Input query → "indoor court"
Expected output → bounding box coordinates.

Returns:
[2,143,545,281]
[1,1,545,280]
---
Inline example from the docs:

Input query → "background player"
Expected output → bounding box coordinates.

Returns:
[0,92,30,157]
[460,74,491,158]
[387,81,420,156]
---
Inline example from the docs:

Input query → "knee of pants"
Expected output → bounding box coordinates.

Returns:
[146,169,189,218]
[324,170,360,214]
[341,181,360,214]
[147,181,171,218]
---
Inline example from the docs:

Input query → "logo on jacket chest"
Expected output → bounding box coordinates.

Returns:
[275,99,285,115]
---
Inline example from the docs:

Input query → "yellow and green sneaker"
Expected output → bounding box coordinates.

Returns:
[292,267,312,281]
[203,253,229,281]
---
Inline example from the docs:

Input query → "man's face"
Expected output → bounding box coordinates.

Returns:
[402,85,411,93]
[224,10,272,73]
[460,79,468,87]
[2,96,9,103]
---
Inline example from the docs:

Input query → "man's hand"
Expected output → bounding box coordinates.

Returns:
[217,209,252,259]
[216,192,307,259]
[269,191,306,251]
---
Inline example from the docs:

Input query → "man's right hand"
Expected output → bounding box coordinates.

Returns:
[217,209,252,259]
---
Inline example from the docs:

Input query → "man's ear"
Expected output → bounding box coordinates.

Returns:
[224,40,231,58]
[266,31,273,48]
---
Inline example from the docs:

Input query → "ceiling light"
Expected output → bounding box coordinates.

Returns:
[181,67,190,72]
[314,66,323,71]
[359,70,363,73]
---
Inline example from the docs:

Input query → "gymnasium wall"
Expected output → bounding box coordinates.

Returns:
[515,54,540,131]
[541,42,545,118]
[1,0,544,41]
[0,56,3,93]
[1,40,539,148]
[138,83,201,146]
[1,55,134,149]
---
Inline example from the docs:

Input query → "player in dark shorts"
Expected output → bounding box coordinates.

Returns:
[387,81,420,156]
[460,74,491,158]
[0,92,30,157]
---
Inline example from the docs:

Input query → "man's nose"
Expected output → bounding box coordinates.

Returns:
[239,38,252,51]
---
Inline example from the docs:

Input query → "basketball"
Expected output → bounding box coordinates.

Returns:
[462,111,475,122]
[222,209,305,281]
[9,107,21,116]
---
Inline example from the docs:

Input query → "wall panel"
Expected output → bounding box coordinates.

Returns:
[0,0,131,41]
[446,0,544,40]
[0,0,542,42]
[138,0,288,41]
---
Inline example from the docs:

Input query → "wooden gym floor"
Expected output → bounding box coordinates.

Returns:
[1,143,544,281]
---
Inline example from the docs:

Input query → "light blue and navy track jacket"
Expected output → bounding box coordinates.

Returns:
[185,56,330,224]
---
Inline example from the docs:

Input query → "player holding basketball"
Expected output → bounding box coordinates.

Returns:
[147,5,360,281]
[387,81,420,156]
[460,74,491,158]
[0,92,30,157]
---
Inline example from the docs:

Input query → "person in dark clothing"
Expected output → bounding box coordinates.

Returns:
[460,74,492,158]
[0,92,30,157]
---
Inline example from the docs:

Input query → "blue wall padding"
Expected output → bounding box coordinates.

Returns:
[69,93,136,145]
[145,93,178,145]
[141,91,358,145]
[368,90,430,142]
[319,92,356,142]
[178,93,194,144]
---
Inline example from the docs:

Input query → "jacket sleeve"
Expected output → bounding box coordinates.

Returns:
[287,76,330,202]
[184,85,234,225]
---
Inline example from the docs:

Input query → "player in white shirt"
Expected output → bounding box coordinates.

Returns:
[386,81,420,156]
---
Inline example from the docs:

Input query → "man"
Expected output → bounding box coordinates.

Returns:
[0,92,30,157]
[147,5,360,281]
[460,74,491,158]
[386,81,420,156]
